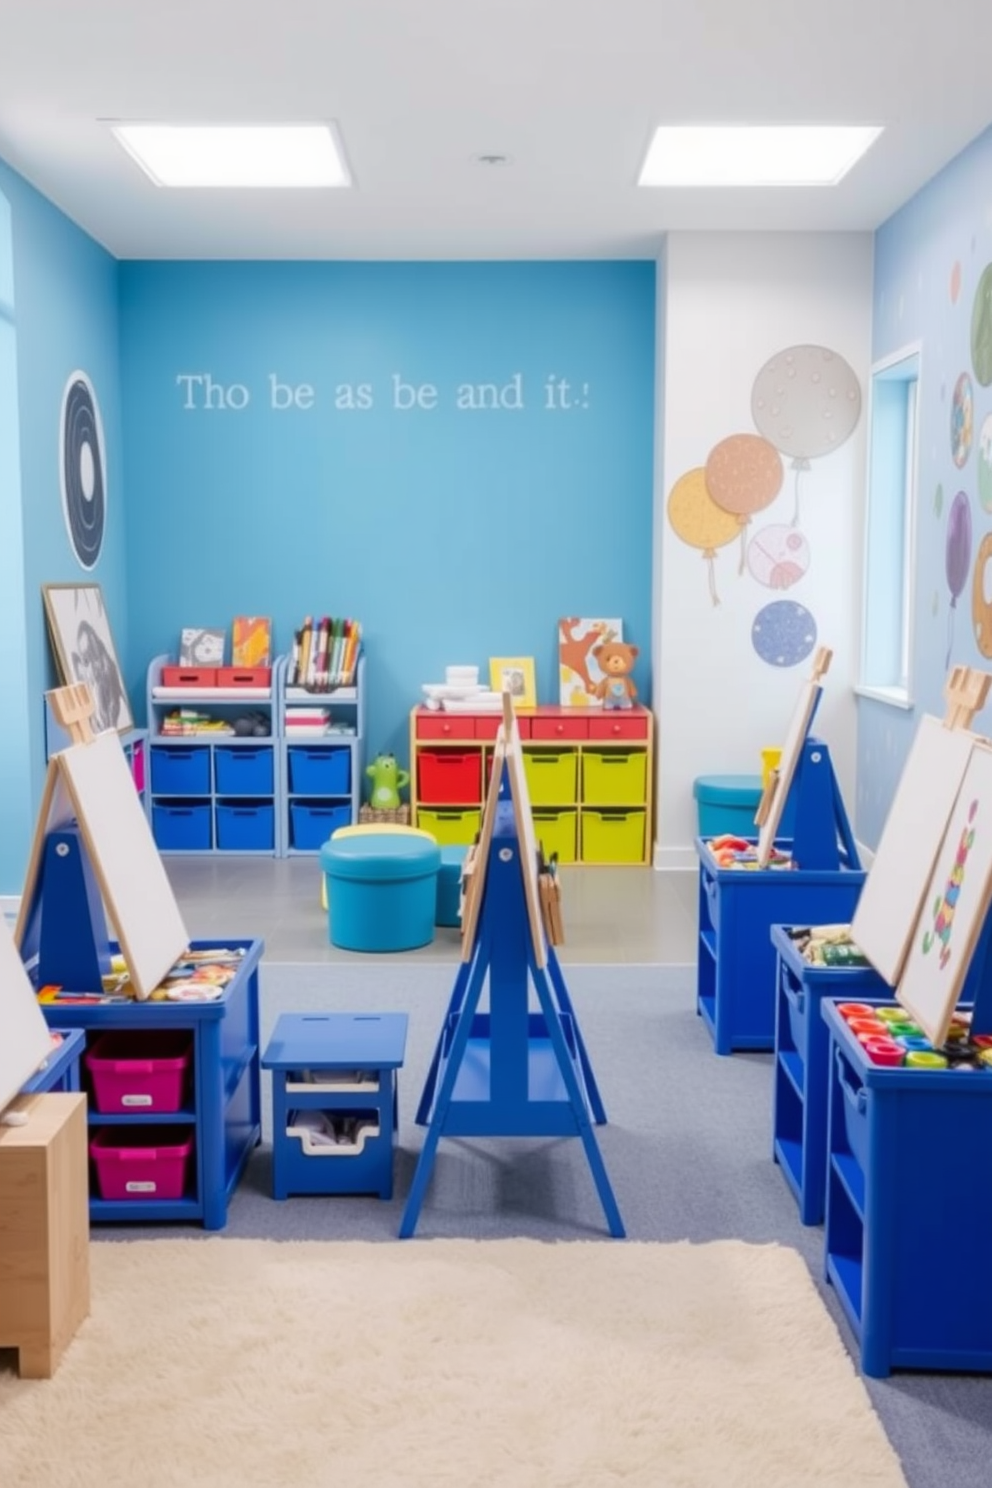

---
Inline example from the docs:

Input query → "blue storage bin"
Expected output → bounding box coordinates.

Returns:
[822,997,992,1377]
[693,775,762,835]
[150,746,210,796]
[320,834,441,952]
[152,800,212,850]
[290,801,351,851]
[215,800,274,851]
[287,747,350,796]
[214,746,274,795]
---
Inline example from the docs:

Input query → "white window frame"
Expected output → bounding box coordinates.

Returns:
[855,341,921,710]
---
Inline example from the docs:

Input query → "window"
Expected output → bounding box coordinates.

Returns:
[858,345,920,706]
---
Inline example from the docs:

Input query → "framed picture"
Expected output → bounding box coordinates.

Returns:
[489,656,537,709]
[42,582,133,733]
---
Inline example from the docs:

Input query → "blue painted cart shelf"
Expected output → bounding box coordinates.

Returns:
[770,925,888,1225]
[696,734,866,1055]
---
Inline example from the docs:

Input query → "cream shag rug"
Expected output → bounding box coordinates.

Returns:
[0,1238,905,1488]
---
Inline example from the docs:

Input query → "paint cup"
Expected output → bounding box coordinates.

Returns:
[905,1051,949,1069]
[977,1049,992,1068]
[945,1024,969,1041]
[847,1017,885,1035]
[862,1037,904,1066]
[884,1021,918,1036]
[837,1003,877,1019]
[761,747,782,789]
[971,1035,992,1049]
[875,1006,909,1023]
[897,1036,932,1053]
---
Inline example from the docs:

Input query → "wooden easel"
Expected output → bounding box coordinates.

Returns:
[943,664,992,731]
[754,645,832,836]
[399,693,623,1240]
[16,684,189,1002]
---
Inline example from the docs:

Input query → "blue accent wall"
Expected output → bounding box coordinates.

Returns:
[0,159,122,893]
[118,261,655,760]
[857,124,992,848]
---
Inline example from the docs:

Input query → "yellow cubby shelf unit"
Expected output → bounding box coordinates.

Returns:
[409,704,654,865]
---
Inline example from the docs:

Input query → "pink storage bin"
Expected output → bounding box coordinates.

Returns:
[90,1127,194,1201]
[85,1030,192,1114]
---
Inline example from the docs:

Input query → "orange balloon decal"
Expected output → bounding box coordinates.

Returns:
[704,434,784,574]
[667,467,740,606]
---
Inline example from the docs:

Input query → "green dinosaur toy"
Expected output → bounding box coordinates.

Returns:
[366,752,410,810]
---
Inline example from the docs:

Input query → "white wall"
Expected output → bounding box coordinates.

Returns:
[654,232,874,867]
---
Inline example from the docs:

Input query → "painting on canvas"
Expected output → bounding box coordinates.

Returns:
[898,744,992,1047]
[232,617,272,668]
[42,583,133,733]
[558,618,623,706]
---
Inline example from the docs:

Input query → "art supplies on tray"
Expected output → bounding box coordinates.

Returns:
[35,946,248,1006]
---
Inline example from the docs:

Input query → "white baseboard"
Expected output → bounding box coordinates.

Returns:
[0,895,21,918]
[653,845,698,871]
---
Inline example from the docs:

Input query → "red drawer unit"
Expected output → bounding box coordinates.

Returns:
[588,713,649,740]
[417,748,482,804]
[531,713,589,741]
[416,712,476,741]
[216,666,271,688]
[161,666,217,687]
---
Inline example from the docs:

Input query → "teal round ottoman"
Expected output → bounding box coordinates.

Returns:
[436,845,467,927]
[319,834,441,952]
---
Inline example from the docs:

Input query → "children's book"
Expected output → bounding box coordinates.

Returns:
[558,618,623,706]
[232,616,272,669]
[180,628,226,667]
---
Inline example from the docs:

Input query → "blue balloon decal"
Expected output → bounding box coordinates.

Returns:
[751,601,818,668]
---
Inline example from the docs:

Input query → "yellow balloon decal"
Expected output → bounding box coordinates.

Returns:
[667,467,740,606]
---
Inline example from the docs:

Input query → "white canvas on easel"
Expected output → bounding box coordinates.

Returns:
[0,915,53,1116]
[897,742,992,1047]
[852,714,976,987]
[16,687,189,1001]
[754,647,833,869]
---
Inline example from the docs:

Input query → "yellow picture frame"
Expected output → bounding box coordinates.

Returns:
[489,656,537,709]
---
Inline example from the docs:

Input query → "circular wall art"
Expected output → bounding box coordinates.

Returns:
[745,523,810,590]
[972,531,992,659]
[751,600,818,668]
[951,372,974,468]
[978,413,992,514]
[971,262,992,386]
[59,370,106,570]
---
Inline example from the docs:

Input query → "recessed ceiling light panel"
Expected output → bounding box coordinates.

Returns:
[638,125,883,188]
[110,123,351,188]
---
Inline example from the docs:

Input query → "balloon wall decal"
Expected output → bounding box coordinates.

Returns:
[978,413,992,514]
[703,433,783,573]
[751,600,818,668]
[666,466,740,606]
[751,345,861,524]
[971,263,992,386]
[972,531,992,660]
[951,372,973,468]
[746,523,810,590]
[945,490,973,668]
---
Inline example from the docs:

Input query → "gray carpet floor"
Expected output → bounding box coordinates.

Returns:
[94,959,991,1488]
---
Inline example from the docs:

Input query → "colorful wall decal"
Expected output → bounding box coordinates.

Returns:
[703,433,783,572]
[945,490,973,667]
[978,413,992,512]
[751,600,817,668]
[971,262,992,385]
[59,370,106,570]
[951,372,974,468]
[935,481,945,518]
[972,532,992,658]
[750,344,862,524]
[745,523,810,590]
[950,261,962,304]
[666,466,739,606]
[557,617,622,706]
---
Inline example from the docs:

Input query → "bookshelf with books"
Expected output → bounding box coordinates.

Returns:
[279,649,366,853]
[146,654,285,856]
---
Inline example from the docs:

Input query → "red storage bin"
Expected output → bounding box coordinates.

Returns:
[161,666,217,687]
[85,1031,192,1114]
[417,748,482,804]
[90,1127,194,1201]
[216,666,271,688]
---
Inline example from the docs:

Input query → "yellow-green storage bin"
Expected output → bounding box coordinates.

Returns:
[417,807,482,846]
[582,749,647,805]
[523,748,578,805]
[532,808,578,865]
[581,808,646,864]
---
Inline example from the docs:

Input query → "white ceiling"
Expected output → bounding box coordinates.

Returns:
[1,0,990,260]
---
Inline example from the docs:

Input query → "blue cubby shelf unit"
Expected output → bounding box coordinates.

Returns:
[41,938,263,1230]
[20,1027,86,1095]
[770,925,889,1226]
[278,653,366,855]
[146,654,284,856]
[822,990,992,1378]
[695,735,866,1055]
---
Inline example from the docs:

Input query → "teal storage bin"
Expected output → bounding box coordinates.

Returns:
[320,833,441,952]
[693,775,763,836]
[436,845,467,927]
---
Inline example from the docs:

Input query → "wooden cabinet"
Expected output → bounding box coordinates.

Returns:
[409,705,654,865]
[0,1092,90,1378]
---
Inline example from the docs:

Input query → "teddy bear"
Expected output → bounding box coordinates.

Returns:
[592,642,639,710]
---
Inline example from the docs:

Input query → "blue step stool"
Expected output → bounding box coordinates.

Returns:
[436,845,466,927]
[319,833,441,952]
